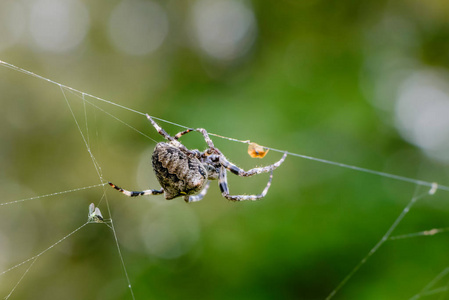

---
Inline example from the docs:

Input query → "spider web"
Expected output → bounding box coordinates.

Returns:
[1,60,449,299]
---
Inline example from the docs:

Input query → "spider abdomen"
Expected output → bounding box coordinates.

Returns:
[152,142,207,200]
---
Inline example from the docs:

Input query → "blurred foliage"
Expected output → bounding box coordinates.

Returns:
[1,0,449,299]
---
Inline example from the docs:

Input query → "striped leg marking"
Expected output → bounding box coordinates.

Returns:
[185,181,211,203]
[173,127,215,149]
[108,182,164,197]
[146,114,174,141]
[174,128,195,140]
[220,152,287,177]
[219,167,274,201]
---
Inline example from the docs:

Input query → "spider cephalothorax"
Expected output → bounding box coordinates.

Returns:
[109,114,287,202]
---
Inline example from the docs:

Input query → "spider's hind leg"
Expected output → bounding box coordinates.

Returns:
[220,152,287,177]
[108,182,164,197]
[219,167,274,201]
[185,181,211,203]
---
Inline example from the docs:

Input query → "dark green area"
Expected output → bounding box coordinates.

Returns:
[1,1,449,299]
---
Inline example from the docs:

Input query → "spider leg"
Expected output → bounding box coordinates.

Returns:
[185,181,211,203]
[108,182,164,197]
[148,113,214,149]
[173,127,215,149]
[220,152,287,177]
[174,128,195,140]
[196,128,215,149]
[146,114,174,141]
[219,167,274,201]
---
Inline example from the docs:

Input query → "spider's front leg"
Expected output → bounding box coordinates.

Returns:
[173,127,215,150]
[147,114,216,151]
[218,167,274,201]
[220,152,287,177]
[174,128,195,140]
[108,182,164,197]
[146,114,174,141]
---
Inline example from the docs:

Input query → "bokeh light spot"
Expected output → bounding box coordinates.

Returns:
[0,0,26,51]
[189,0,257,62]
[29,0,89,53]
[395,71,449,162]
[108,0,169,56]
[140,202,200,259]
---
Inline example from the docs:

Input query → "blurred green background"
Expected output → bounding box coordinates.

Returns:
[1,0,449,299]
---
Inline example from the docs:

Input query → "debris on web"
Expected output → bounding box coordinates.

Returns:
[88,203,104,223]
[429,182,438,195]
[248,142,269,158]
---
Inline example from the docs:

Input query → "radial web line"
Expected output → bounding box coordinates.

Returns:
[61,86,136,300]
[65,88,157,143]
[61,86,104,182]
[326,185,430,299]
[410,267,449,300]
[0,60,144,116]
[104,196,135,300]
[0,183,106,206]
[82,93,91,149]
[0,222,88,276]
[416,287,449,298]
[389,227,449,240]
[1,59,448,193]
[4,257,37,300]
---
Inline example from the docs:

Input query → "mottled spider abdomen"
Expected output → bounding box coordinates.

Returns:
[152,142,207,200]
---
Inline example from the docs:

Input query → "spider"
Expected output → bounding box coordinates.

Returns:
[108,114,287,202]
